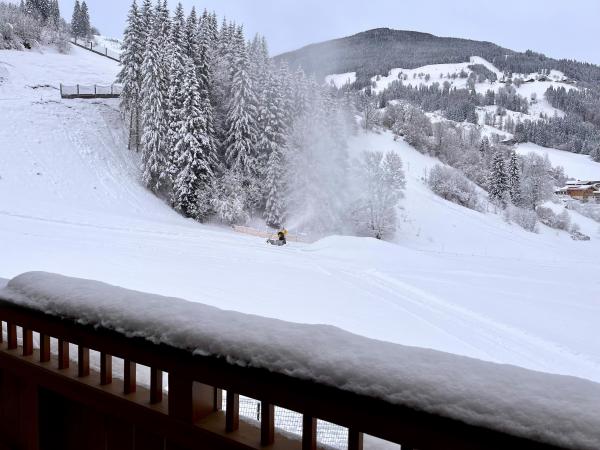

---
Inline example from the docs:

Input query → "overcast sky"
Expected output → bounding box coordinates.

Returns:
[55,0,600,64]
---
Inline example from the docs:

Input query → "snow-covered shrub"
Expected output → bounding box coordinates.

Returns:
[427,165,482,211]
[536,206,571,231]
[571,229,591,241]
[351,151,406,240]
[505,205,538,232]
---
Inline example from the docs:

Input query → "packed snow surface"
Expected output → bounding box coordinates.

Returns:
[2,271,600,450]
[516,143,600,181]
[1,48,600,391]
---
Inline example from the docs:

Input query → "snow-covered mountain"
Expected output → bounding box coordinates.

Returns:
[2,46,600,384]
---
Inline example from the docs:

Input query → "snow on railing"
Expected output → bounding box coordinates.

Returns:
[1,272,599,450]
[60,83,122,99]
[71,38,121,62]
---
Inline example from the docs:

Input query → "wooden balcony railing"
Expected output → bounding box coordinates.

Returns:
[0,296,592,450]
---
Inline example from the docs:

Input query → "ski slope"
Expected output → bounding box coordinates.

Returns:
[1,47,600,384]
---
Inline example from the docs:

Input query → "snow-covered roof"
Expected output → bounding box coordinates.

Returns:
[1,272,600,450]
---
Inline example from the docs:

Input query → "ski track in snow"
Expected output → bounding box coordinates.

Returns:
[1,47,600,384]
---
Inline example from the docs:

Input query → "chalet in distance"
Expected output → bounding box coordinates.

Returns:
[556,180,600,201]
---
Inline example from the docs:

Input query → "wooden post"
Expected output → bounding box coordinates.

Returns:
[302,415,317,450]
[105,48,108,56]
[0,320,2,343]
[7,323,17,349]
[260,402,275,446]
[94,85,97,96]
[348,430,363,450]
[58,339,69,369]
[39,334,50,362]
[225,391,239,432]
[100,352,112,385]
[59,83,62,98]
[78,346,90,377]
[168,376,214,422]
[77,84,80,96]
[150,367,163,404]
[22,328,33,356]
[213,387,222,411]
[123,359,136,394]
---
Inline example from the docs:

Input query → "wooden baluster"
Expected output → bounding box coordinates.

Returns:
[58,339,69,369]
[7,323,17,350]
[0,321,3,343]
[302,415,317,450]
[78,346,90,377]
[123,359,136,394]
[225,391,239,432]
[100,352,112,385]
[260,402,275,446]
[39,334,50,362]
[348,429,363,450]
[150,368,163,404]
[213,387,222,411]
[22,327,33,356]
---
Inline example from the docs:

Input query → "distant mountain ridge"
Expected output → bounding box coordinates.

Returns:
[274,28,600,88]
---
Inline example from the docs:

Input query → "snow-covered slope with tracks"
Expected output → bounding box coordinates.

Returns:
[1,47,599,385]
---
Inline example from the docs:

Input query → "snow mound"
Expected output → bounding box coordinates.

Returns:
[2,271,600,450]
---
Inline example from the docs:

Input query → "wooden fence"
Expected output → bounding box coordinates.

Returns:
[60,83,122,99]
[0,299,576,450]
[71,38,121,62]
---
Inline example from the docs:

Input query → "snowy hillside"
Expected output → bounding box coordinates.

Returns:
[516,143,600,181]
[2,47,600,384]
[366,56,575,121]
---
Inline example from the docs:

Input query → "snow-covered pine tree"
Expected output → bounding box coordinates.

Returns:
[171,56,217,219]
[257,65,288,219]
[507,151,522,205]
[118,0,145,151]
[210,17,235,144]
[489,151,509,206]
[139,1,169,192]
[165,2,187,174]
[183,7,201,74]
[79,1,90,38]
[70,0,81,37]
[479,136,490,156]
[248,34,269,99]
[139,0,153,44]
[49,0,60,27]
[224,27,258,178]
[264,146,286,228]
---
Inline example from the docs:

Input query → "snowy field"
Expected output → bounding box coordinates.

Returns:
[516,142,600,181]
[1,47,600,385]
